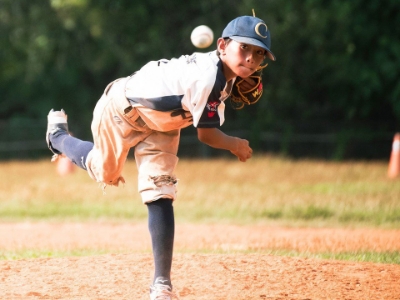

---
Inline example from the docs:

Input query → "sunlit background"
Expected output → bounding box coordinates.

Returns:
[1,0,399,160]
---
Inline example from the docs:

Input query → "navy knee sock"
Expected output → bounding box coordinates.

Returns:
[147,198,175,286]
[50,131,93,170]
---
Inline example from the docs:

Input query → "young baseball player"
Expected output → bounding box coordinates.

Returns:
[46,14,275,300]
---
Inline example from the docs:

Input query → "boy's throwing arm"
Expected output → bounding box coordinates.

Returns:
[197,128,252,162]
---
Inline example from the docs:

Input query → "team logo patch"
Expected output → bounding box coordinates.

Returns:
[255,23,268,38]
[206,101,219,117]
[186,54,197,64]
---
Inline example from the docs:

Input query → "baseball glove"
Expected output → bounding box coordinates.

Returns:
[229,64,267,110]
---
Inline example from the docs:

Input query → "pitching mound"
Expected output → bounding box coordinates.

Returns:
[0,223,399,299]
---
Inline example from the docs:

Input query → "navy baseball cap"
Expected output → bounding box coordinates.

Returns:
[222,16,276,61]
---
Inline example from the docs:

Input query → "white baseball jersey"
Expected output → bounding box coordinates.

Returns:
[125,50,234,129]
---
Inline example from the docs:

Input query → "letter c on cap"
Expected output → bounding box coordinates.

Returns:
[255,23,268,38]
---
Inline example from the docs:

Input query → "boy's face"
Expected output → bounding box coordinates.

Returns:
[218,38,266,80]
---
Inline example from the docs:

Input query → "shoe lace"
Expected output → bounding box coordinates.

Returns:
[151,283,179,300]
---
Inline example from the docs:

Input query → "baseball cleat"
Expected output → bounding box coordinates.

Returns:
[46,109,69,162]
[149,277,179,300]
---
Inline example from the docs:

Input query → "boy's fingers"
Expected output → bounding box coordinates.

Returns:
[242,77,256,85]
[239,77,257,90]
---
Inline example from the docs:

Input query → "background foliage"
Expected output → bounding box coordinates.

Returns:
[0,0,399,159]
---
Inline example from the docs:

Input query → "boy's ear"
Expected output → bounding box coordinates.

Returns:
[217,38,227,53]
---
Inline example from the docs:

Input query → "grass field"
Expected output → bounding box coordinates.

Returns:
[0,155,399,264]
[1,155,399,226]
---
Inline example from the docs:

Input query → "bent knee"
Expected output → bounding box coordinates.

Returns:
[139,174,178,203]
[149,175,178,187]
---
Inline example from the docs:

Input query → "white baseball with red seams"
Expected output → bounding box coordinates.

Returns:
[190,25,214,48]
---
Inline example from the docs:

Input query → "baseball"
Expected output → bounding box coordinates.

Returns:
[190,25,214,48]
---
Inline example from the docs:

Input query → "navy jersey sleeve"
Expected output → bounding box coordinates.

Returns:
[196,98,222,128]
[196,61,227,128]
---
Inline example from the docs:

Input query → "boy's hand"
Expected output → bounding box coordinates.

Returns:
[231,138,253,162]
[197,128,252,162]
[239,77,258,90]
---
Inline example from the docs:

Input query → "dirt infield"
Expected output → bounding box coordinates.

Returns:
[0,222,399,299]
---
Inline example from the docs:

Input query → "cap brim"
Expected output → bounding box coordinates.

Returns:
[230,36,276,61]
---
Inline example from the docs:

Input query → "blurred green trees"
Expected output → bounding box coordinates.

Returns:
[0,0,399,159]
